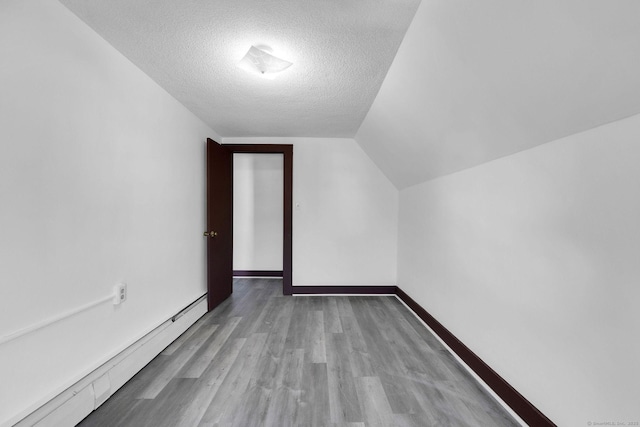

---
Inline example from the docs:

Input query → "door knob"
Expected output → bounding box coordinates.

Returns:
[203,231,218,238]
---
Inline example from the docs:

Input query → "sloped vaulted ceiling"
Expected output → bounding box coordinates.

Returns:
[356,0,640,189]
[57,0,640,189]
[57,0,421,138]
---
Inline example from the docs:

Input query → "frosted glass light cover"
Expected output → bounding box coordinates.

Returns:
[238,45,292,75]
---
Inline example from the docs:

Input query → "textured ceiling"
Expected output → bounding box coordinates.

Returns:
[357,0,640,188]
[58,0,421,138]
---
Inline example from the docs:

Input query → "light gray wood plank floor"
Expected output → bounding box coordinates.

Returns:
[78,279,519,427]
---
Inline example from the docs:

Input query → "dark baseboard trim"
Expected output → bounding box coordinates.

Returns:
[233,270,283,277]
[231,279,554,424]
[292,285,398,295]
[395,287,555,427]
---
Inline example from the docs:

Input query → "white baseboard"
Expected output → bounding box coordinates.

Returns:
[13,296,208,427]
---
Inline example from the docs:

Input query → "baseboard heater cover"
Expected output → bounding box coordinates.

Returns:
[14,295,207,427]
[17,286,554,427]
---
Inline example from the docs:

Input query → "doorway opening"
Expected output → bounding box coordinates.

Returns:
[233,153,284,277]
[226,144,293,295]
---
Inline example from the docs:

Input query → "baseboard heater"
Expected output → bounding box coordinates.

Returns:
[171,295,205,322]
[16,287,554,427]
[15,295,208,427]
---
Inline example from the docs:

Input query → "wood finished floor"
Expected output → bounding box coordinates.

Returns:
[79,279,519,427]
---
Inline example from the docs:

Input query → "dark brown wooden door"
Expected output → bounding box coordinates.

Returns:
[205,138,233,311]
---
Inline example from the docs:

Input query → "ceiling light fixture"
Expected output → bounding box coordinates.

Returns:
[238,45,292,76]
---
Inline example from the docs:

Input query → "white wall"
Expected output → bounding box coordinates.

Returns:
[397,114,640,426]
[0,1,217,425]
[224,137,399,286]
[233,153,284,271]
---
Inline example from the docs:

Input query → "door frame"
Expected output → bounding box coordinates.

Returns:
[225,144,293,295]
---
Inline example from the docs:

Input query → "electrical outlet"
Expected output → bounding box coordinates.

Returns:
[113,283,127,305]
